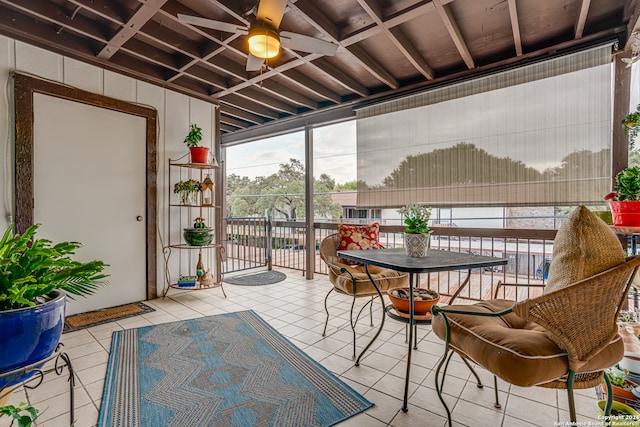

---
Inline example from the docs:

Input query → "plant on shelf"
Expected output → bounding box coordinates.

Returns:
[604,167,640,226]
[397,203,432,257]
[623,109,640,150]
[174,179,202,205]
[183,123,202,148]
[0,223,108,387]
[183,124,209,164]
[0,401,39,427]
[193,217,207,228]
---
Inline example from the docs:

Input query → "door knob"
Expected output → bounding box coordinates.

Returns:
[136,215,144,222]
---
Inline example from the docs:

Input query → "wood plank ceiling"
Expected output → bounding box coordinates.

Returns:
[0,0,637,144]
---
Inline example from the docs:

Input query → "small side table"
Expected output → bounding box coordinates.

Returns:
[0,344,75,425]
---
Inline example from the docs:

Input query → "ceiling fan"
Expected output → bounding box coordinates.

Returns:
[178,0,339,71]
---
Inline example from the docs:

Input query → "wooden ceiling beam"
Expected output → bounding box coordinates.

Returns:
[433,0,475,69]
[219,104,266,125]
[237,88,298,115]
[66,0,124,25]
[220,115,251,129]
[292,1,397,89]
[0,0,109,45]
[310,58,369,96]
[254,80,318,109]
[280,69,341,104]
[97,0,168,60]
[357,0,434,81]
[345,44,399,89]
[575,0,592,39]
[507,0,523,56]
[219,123,238,133]
[221,94,281,119]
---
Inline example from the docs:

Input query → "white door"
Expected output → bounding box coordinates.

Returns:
[33,94,147,315]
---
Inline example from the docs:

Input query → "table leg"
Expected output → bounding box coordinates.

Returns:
[355,264,387,366]
[402,272,416,412]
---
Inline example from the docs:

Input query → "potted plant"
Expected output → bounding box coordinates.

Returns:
[387,286,440,315]
[596,400,640,426]
[174,179,202,205]
[183,217,213,246]
[623,110,640,150]
[0,224,108,388]
[183,124,209,164]
[397,203,432,257]
[0,402,39,427]
[601,367,639,403]
[604,167,640,226]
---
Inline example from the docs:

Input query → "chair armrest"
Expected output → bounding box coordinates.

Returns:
[432,304,513,318]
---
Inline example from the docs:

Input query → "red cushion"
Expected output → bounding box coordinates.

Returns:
[338,223,381,265]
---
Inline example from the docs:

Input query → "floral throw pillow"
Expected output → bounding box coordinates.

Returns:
[338,223,381,265]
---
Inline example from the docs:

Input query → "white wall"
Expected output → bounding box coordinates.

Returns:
[0,36,217,292]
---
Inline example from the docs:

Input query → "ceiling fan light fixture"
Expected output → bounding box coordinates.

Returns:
[248,20,280,59]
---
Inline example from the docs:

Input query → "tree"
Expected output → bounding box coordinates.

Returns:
[226,159,342,219]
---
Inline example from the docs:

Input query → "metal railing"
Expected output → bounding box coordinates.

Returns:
[223,218,560,303]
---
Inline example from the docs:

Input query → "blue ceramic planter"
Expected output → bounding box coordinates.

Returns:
[0,291,65,388]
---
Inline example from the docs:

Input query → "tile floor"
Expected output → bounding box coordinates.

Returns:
[1,268,605,427]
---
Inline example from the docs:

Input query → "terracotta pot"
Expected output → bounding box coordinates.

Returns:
[601,379,639,403]
[387,287,439,315]
[189,146,210,164]
[610,201,640,227]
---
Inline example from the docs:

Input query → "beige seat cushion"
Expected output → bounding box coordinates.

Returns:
[545,205,624,294]
[431,300,624,387]
[328,263,408,296]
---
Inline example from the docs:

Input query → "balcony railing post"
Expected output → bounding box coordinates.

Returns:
[266,216,273,271]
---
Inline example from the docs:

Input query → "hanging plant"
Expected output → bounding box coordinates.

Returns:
[622,110,640,150]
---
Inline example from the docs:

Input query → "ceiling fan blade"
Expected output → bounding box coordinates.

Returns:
[246,54,265,71]
[280,32,338,56]
[177,14,248,34]
[256,0,287,28]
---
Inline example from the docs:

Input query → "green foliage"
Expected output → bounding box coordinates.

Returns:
[0,224,109,311]
[614,167,640,201]
[605,367,633,389]
[183,124,202,148]
[226,159,342,220]
[623,111,640,150]
[335,181,357,191]
[397,204,431,234]
[173,179,202,194]
[0,402,39,426]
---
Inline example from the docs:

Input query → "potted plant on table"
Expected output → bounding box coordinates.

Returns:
[0,223,108,389]
[183,123,209,164]
[604,167,640,226]
[397,203,432,257]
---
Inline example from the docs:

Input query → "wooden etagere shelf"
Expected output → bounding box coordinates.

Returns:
[162,154,225,297]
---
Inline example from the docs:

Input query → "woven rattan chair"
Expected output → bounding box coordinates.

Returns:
[431,255,640,426]
[319,233,409,363]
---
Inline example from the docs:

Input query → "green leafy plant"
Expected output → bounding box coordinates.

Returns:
[0,402,39,426]
[183,124,202,148]
[604,367,635,390]
[397,204,432,234]
[605,167,640,201]
[0,224,109,311]
[623,111,640,150]
[193,217,207,228]
[173,179,202,194]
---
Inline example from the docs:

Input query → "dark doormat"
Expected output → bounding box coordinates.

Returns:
[63,301,155,333]
[224,270,287,286]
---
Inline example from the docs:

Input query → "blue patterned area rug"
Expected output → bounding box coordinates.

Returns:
[98,310,373,427]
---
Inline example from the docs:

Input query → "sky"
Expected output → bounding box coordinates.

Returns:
[225,121,357,185]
